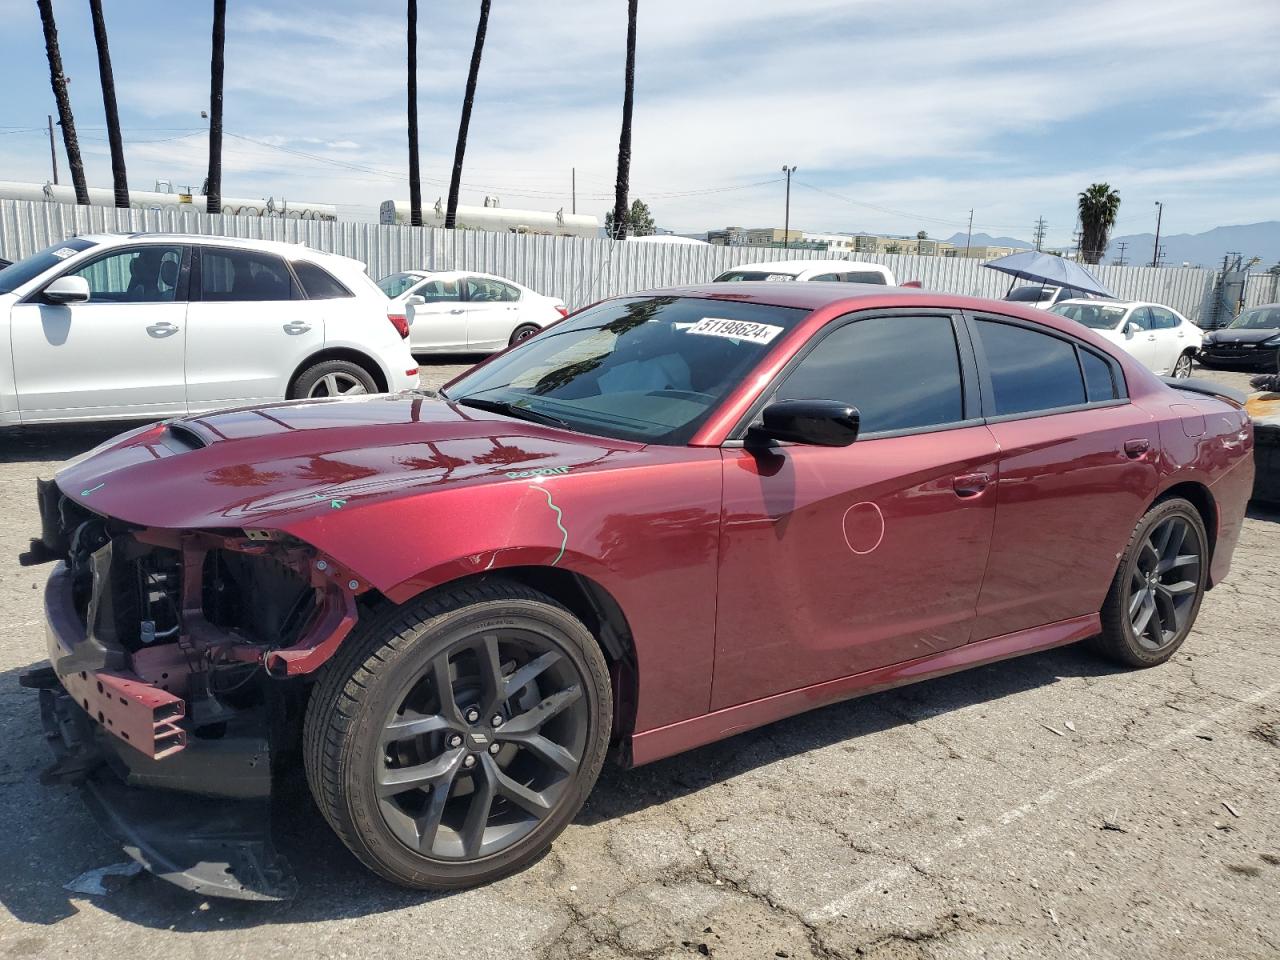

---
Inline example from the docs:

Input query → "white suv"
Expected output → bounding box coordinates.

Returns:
[713,259,896,285]
[0,234,419,425]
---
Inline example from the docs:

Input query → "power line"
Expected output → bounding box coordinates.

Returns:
[1032,217,1046,252]
[1114,241,1128,267]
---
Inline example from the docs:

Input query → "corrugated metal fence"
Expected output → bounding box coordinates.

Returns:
[1,198,1271,324]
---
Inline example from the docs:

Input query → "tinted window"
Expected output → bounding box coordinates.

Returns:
[1080,349,1118,401]
[201,248,295,301]
[1005,286,1057,303]
[465,277,520,302]
[1052,302,1127,329]
[68,245,183,303]
[444,296,808,444]
[1126,307,1151,330]
[0,237,97,294]
[714,270,798,282]
[976,320,1086,416]
[775,315,965,434]
[293,261,352,299]
[1229,307,1280,330]
[846,271,887,284]
[809,273,841,282]
[1149,307,1178,330]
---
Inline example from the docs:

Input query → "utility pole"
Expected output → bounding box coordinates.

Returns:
[781,164,796,249]
[1032,216,1046,252]
[46,114,58,184]
[1114,241,1128,267]
[965,209,973,256]
[571,167,576,215]
[1154,244,1167,268]
[1151,201,1164,268]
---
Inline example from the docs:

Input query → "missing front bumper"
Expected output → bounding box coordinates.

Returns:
[28,672,296,902]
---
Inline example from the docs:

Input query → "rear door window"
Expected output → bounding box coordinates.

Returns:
[1149,307,1179,330]
[200,247,296,302]
[293,261,352,299]
[464,277,520,302]
[974,319,1086,416]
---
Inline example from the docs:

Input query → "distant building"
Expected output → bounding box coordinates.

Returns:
[742,227,804,246]
[850,233,958,257]
[801,232,855,254]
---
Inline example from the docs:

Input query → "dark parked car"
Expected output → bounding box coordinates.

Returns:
[21,283,1254,898]
[1199,303,1280,370]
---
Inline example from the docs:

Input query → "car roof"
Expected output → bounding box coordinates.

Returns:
[634,282,994,312]
[719,259,889,274]
[1056,298,1159,309]
[75,232,355,263]
[399,269,526,286]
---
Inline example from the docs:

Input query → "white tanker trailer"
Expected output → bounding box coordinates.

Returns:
[0,180,337,221]
[379,196,599,237]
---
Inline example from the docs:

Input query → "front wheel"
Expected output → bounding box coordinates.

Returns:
[1172,351,1195,378]
[1092,498,1208,667]
[303,581,613,890]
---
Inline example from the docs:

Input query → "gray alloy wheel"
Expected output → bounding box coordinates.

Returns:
[1092,497,1208,667]
[310,371,369,398]
[289,359,379,400]
[303,580,612,890]
[1172,352,1194,378]
[509,323,540,346]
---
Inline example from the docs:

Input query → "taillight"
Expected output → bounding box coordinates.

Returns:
[555,305,569,318]
[388,314,410,338]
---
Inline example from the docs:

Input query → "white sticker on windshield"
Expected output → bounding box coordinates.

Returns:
[50,247,79,260]
[766,273,796,281]
[686,317,784,345]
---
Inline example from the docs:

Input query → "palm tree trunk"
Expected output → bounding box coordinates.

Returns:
[36,0,89,205]
[444,0,491,230]
[407,0,423,227]
[611,0,638,240]
[206,0,226,214]
[89,0,128,208]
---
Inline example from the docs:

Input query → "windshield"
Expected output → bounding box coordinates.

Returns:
[1051,302,1129,329]
[376,272,424,298]
[0,237,97,294]
[713,270,798,282]
[1004,286,1057,303]
[443,295,808,444]
[1229,306,1280,330]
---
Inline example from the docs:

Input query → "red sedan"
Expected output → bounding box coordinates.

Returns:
[22,283,1254,898]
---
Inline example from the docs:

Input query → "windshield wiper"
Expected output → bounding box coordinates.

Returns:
[454,395,569,429]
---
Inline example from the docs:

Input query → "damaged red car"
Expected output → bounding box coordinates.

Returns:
[22,284,1254,899]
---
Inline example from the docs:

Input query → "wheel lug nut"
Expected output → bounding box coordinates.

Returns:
[491,715,504,727]
[462,754,477,768]
[488,742,501,755]
[447,734,463,749]
[465,707,480,723]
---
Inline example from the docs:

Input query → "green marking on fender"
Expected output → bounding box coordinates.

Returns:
[536,486,568,566]
[313,493,347,509]
[80,482,105,497]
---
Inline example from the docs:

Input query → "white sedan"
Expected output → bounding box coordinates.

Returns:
[712,259,896,285]
[0,234,418,426]
[1051,299,1203,378]
[377,270,567,354]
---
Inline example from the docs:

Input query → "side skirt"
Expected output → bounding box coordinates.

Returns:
[626,613,1099,767]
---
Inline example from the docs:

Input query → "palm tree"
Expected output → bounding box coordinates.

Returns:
[407,0,423,227]
[445,0,492,229]
[88,0,128,208]
[36,0,89,204]
[206,0,226,214]
[1078,183,1120,265]
[611,0,638,239]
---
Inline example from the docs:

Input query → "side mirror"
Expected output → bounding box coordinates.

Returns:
[747,399,860,448]
[42,275,90,305]
[1124,321,1139,338]
[404,295,426,307]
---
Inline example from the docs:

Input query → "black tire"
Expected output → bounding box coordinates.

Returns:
[290,359,378,399]
[508,323,540,347]
[1172,351,1195,378]
[303,580,612,890]
[1091,497,1208,667]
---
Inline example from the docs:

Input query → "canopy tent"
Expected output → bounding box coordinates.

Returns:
[982,251,1116,299]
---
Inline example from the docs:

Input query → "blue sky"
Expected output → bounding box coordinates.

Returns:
[1,0,1277,246]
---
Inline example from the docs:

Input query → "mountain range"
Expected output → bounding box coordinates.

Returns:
[941,232,1032,250]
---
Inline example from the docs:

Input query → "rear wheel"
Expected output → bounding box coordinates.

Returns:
[509,323,540,346]
[1092,498,1208,667]
[1172,351,1195,378]
[291,359,378,399]
[303,581,612,890]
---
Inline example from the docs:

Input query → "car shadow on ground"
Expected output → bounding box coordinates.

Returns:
[0,640,1128,931]
[0,422,152,465]
[1246,500,1280,523]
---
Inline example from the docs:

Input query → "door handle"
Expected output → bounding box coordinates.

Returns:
[449,308,465,314]
[1146,334,1156,340]
[1124,438,1151,459]
[146,322,179,338]
[952,472,991,497]
[283,321,311,334]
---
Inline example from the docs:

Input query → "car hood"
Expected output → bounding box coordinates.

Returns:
[1206,328,1279,343]
[55,393,645,531]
